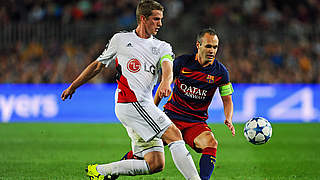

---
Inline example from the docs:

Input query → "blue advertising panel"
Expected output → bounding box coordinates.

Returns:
[0,84,118,123]
[0,84,319,123]
[206,84,320,123]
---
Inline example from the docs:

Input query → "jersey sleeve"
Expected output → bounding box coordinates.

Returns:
[218,63,234,96]
[96,33,119,67]
[173,55,184,78]
[159,43,174,66]
[217,63,231,85]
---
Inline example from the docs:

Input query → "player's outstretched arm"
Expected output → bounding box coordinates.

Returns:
[221,95,235,136]
[159,61,173,98]
[61,60,104,101]
[154,61,173,105]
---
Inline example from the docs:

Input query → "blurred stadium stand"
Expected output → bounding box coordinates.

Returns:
[0,0,319,84]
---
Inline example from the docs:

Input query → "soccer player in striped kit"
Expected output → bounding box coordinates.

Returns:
[61,0,200,180]
[122,28,235,180]
[161,28,235,180]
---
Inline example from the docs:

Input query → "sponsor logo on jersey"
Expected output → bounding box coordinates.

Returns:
[127,59,141,73]
[180,83,207,100]
[127,59,156,75]
[151,47,160,55]
[144,62,156,75]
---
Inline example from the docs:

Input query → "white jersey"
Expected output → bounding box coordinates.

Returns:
[97,30,174,103]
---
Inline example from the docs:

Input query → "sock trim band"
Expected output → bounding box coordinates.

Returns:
[202,147,217,156]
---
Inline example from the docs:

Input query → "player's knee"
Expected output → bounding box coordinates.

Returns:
[195,131,218,149]
[204,134,218,148]
[146,159,165,174]
[150,162,165,174]
[198,139,218,150]
[161,124,183,144]
[167,124,182,137]
[144,151,165,174]
[209,138,218,148]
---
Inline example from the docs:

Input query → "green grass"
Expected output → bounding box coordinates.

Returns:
[0,123,320,180]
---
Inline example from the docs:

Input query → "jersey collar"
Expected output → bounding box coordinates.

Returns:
[133,30,153,40]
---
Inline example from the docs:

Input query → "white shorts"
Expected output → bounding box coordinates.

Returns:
[124,125,164,158]
[115,101,172,142]
[115,101,172,157]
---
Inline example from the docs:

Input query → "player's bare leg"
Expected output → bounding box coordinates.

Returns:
[143,151,165,173]
[114,148,166,175]
[117,146,165,175]
[94,126,166,178]
[194,131,218,180]
[94,141,164,177]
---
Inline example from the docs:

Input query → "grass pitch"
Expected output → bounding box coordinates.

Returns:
[0,123,319,180]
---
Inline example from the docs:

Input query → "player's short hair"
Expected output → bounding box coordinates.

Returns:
[136,0,164,24]
[197,28,218,44]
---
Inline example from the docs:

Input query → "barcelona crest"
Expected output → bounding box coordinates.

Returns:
[206,75,214,83]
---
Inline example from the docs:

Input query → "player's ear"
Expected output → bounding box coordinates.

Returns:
[196,41,200,50]
[140,15,147,23]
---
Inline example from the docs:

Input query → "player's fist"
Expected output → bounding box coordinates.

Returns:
[158,82,171,98]
[61,87,76,101]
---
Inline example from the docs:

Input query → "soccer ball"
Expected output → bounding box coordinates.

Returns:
[244,117,272,145]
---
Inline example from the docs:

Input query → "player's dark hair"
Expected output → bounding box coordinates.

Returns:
[136,0,164,24]
[197,28,218,44]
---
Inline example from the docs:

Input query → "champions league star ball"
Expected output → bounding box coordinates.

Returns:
[244,117,272,145]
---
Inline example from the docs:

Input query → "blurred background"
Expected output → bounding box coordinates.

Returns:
[1,2,319,179]
[0,0,319,123]
[1,0,319,84]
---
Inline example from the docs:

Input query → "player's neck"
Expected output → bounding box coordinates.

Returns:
[135,25,151,39]
[199,61,210,67]
[197,55,210,67]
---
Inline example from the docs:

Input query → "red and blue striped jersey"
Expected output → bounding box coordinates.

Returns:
[163,53,231,123]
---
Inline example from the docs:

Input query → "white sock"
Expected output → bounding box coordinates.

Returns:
[168,140,201,180]
[96,159,150,176]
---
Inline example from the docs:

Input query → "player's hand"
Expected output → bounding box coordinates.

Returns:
[61,86,76,101]
[158,81,171,98]
[224,119,235,136]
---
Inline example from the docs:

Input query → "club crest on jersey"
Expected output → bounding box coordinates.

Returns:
[127,58,141,73]
[151,47,160,55]
[206,75,214,84]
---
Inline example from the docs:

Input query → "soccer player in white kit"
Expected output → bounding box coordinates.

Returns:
[61,1,200,180]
